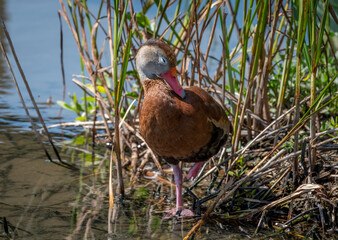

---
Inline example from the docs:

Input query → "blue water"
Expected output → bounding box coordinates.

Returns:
[0,0,83,131]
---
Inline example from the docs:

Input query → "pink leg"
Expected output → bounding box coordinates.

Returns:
[172,164,183,209]
[164,164,194,219]
[187,162,205,180]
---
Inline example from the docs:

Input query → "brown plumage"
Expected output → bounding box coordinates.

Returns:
[136,39,232,217]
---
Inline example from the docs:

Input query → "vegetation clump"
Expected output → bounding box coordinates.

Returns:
[54,0,338,238]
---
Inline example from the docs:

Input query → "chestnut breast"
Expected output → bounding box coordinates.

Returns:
[140,81,231,165]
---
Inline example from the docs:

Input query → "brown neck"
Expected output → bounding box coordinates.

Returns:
[142,79,170,95]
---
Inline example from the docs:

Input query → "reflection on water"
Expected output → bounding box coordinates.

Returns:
[0,130,77,239]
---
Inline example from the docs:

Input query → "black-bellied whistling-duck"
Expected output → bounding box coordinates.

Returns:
[136,39,232,217]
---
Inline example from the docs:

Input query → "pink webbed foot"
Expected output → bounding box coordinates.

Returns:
[187,162,205,180]
[164,208,195,219]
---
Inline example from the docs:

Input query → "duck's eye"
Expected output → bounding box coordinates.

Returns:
[159,56,167,64]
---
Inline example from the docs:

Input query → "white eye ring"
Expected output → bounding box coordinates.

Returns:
[159,56,167,64]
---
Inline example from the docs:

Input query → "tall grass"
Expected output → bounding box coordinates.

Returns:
[57,0,337,238]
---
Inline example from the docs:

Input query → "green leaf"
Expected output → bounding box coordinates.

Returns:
[74,136,85,145]
[116,31,132,106]
[57,100,74,111]
[82,96,96,103]
[84,84,106,94]
[136,12,151,28]
[314,0,329,66]
[76,116,87,121]
[125,92,139,98]
[116,0,129,49]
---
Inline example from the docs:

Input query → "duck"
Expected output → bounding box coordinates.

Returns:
[135,39,232,217]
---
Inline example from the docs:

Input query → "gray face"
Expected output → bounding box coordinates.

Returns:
[136,45,170,80]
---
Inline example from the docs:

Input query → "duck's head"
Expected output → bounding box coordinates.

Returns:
[135,39,185,98]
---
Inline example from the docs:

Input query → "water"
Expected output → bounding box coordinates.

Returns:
[0,0,83,130]
[0,1,82,238]
[0,130,78,239]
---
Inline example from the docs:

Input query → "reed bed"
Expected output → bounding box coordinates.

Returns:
[2,0,336,239]
[55,0,337,238]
